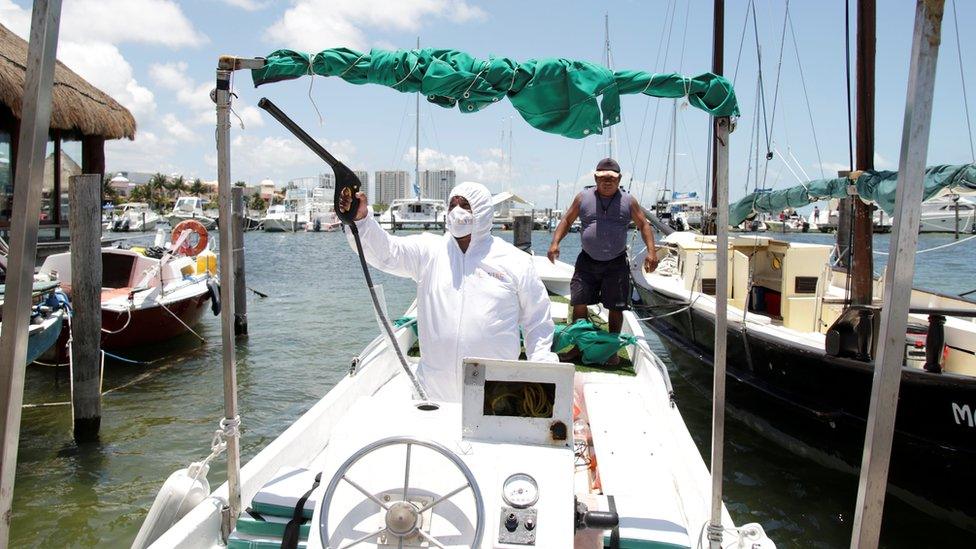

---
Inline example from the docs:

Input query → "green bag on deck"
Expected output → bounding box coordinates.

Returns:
[552,320,637,365]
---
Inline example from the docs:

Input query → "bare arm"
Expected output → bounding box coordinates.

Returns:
[547,195,581,263]
[631,199,659,272]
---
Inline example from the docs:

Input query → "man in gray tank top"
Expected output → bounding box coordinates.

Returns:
[547,158,659,365]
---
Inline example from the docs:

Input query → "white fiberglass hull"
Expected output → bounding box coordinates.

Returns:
[262,217,308,232]
[166,214,216,230]
[143,258,765,549]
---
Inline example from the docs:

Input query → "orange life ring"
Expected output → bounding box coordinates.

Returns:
[171,219,209,256]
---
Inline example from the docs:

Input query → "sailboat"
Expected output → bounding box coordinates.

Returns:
[132,38,777,549]
[633,0,976,529]
[376,38,448,233]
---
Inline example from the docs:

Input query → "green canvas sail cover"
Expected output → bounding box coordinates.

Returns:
[728,163,976,226]
[251,47,739,139]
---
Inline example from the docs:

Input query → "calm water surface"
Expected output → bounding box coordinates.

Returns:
[10,229,976,547]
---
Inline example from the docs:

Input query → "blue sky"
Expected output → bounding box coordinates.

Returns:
[1,0,973,208]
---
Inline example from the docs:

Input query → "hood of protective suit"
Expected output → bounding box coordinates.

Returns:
[448,182,493,244]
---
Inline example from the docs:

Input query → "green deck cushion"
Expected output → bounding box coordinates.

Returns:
[236,509,310,539]
[250,467,319,519]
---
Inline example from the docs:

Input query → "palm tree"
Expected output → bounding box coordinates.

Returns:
[189,178,206,197]
[148,173,168,210]
[129,185,148,203]
[102,174,120,204]
[250,192,266,212]
[168,175,188,199]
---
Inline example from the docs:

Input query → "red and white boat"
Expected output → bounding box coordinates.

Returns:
[38,231,217,351]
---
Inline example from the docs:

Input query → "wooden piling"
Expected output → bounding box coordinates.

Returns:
[69,174,103,443]
[513,214,532,252]
[231,186,247,336]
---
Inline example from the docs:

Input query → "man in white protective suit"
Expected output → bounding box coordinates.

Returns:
[341,181,558,402]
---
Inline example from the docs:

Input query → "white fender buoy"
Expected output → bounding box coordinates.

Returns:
[131,462,211,549]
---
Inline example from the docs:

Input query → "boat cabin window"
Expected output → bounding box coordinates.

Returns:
[174,198,199,213]
[483,380,555,418]
[409,204,424,214]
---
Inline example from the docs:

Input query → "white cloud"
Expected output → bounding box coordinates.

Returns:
[106,131,180,173]
[0,0,208,167]
[150,62,213,113]
[406,146,508,185]
[150,61,265,129]
[0,0,206,47]
[211,134,356,182]
[161,113,197,141]
[56,41,157,120]
[265,0,486,51]
[219,0,269,11]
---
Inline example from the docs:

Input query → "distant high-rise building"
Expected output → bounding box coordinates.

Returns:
[420,169,456,202]
[353,170,369,200]
[374,170,409,204]
[318,173,334,189]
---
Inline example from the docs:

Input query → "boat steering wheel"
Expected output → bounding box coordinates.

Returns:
[319,436,485,549]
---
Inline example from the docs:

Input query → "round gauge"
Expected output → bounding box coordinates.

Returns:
[502,473,539,508]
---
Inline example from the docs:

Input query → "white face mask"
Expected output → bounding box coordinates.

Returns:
[446,206,474,238]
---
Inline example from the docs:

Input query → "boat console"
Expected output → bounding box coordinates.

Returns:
[308,358,582,548]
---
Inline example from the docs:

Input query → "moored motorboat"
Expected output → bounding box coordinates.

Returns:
[166,197,216,230]
[136,256,773,549]
[0,281,67,364]
[111,202,160,232]
[37,229,218,351]
[630,231,976,529]
[377,198,447,231]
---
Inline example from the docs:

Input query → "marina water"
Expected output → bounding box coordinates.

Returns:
[11,229,975,547]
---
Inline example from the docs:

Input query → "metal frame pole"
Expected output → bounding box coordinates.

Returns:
[214,60,242,531]
[850,1,944,546]
[0,1,62,543]
[707,115,731,548]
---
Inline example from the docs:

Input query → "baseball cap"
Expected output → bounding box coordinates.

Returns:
[594,157,621,177]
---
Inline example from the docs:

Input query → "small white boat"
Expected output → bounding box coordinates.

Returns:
[309,188,341,232]
[377,198,447,230]
[110,202,160,232]
[262,204,309,232]
[38,246,216,351]
[0,281,66,364]
[910,195,976,233]
[264,188,313,232]
[166,197,216,230]
[136,257,773,549]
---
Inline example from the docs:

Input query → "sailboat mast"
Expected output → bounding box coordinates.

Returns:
[415,36,421,201]
[605,12,614,159]
[704,0,724,235]
[850,0,876,305]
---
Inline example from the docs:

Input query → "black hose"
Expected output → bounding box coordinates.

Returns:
[257,98,428,401]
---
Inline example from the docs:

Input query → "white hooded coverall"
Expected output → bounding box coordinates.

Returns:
[347,181,557,402]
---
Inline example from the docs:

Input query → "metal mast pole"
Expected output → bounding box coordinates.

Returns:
[707,116,731,549]
[415,37,421,201]
[705,2,729,544]
[0,1,62,543]
[850,1,944,546]
[215,58,242,533]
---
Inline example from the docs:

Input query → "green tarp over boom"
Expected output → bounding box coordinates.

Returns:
[251,47,739,139]
[728,163,976,226]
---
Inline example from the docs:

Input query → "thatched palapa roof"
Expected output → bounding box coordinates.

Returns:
[0,23,136,140]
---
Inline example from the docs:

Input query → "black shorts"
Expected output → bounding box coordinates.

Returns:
[570,251,630,311]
